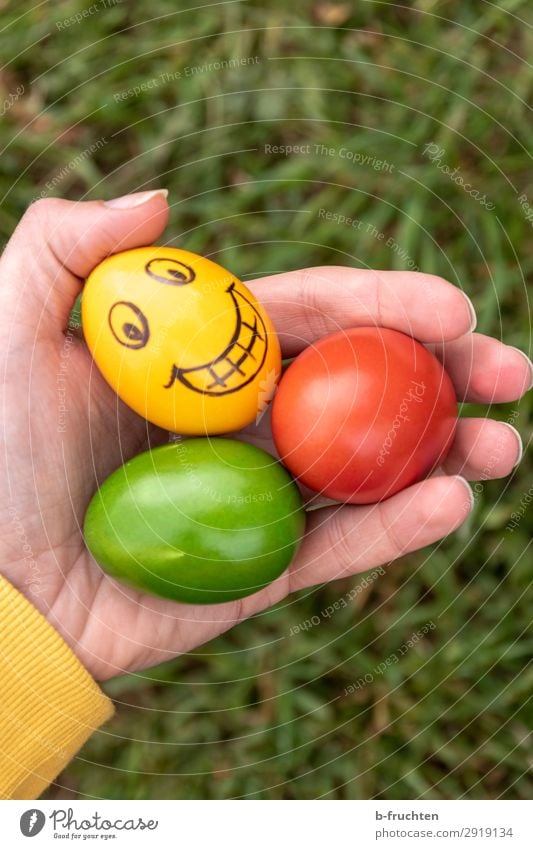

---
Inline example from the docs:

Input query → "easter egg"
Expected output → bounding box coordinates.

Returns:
[82,247,281,434]
[272,327,457,504]
[84,439,305,605]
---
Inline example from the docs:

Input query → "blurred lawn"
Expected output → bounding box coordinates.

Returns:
[1,0,532,799]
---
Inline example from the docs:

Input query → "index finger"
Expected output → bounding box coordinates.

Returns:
[247,266,476,356]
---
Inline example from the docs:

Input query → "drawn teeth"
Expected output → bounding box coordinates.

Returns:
[164,283,268,396]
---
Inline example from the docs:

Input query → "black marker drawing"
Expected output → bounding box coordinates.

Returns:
[108,301,150,349]
[145,256,196,286]
[164,282,269,396]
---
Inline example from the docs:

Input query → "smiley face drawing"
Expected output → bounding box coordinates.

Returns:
[82,247,282,434]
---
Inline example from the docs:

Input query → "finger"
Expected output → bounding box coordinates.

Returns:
[247,267,476,355]
[441,417,522,479]
[286,475,473,592]
[127,477,472,661]
[430,333,533,403]
[0,191,169,339]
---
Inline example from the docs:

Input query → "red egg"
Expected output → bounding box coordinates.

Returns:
[272,327,457,504]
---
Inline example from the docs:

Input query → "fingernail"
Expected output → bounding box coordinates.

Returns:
[104,189,168,209]
[453,475,474,511]
[462,292,477,332]
[507,346,533,391]
[504,422,523,468]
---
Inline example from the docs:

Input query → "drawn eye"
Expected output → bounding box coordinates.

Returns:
[145,256,196,286]
[108,302,149,349]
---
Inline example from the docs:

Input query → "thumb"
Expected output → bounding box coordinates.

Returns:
[0,190,169,338]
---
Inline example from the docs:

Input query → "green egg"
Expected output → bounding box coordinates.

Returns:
[84,438,305,604]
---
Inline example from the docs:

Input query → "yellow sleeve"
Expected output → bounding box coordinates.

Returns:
[0,574,114,799]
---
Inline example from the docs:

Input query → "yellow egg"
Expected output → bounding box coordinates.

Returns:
[82,247,281,434]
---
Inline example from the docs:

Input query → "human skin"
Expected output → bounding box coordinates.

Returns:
[0,191,530,681]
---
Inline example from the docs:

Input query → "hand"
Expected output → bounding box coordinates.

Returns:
[0,195,530,681]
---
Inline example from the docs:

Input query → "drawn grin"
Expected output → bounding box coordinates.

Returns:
[163,282,269,396]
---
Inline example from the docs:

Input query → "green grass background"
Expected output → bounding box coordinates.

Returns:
[1,0,532,799]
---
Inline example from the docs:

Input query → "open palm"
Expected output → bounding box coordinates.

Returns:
[0,194,529,681]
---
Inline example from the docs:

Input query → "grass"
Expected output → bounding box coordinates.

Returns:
[1,0,532,799]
